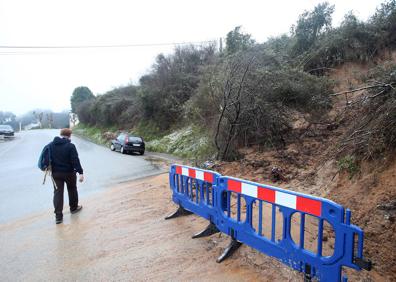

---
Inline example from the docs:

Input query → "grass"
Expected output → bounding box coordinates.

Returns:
[73,124,112,146]
[146,125,215,160]
[74,123,215,161]
[131,121,169,142]
[337,155,359,179]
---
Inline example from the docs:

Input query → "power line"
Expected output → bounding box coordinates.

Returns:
[0,40,217,49]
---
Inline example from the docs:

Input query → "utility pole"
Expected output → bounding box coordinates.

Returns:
[219,37,223,53]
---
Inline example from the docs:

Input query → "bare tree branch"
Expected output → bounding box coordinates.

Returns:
[330,82,395,96]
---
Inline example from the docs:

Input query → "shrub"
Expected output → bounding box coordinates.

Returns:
[337,155,359,178]
[303,1,396,71]
[338,62,396,159]
[189,49,333,160]
[139,44,216,130]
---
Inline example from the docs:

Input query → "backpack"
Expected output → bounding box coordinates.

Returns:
[38,142,53,171]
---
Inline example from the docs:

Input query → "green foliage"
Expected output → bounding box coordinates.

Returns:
[75,100,95,124]
[139,45,216,130]
[301,1,396,71]
[370,0,396,48]
[337,155,359,178]
[263,35,294,63]
[146,126,215,159]
[72,1,396,161]
[73,124,110,146]
[302,14,377,71]
[70,86,95,113]
[340,62,396,159]
[225,26,255,54]
[292,2,335,55]
[256,67,333,111]
[76,85,140,127]
[75,123,215,160]
[188,49,333,160]
[132,121,167,142]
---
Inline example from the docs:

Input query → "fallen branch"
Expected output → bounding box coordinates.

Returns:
[330,82,395,96]
[368,89,387,99]
[307,67,337,73]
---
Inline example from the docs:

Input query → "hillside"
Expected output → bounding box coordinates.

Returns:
[72,2,396,280]
[210,56,396,281]
[74,54,396,281]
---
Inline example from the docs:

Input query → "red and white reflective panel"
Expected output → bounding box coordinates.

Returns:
[228,179,321,217]
[175,166,214,183]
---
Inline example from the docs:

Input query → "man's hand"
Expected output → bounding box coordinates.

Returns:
[79,174,84,183]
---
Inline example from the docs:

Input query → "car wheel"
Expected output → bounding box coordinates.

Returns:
[120,146,126,154]
[110,144,115,151]
[140,151,145,155]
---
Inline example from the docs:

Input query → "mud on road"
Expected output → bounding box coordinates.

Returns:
[1,172,307,282]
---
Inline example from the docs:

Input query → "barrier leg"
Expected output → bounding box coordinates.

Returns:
[304,264,312,282]
[192,222,220,239]
[165,205,193,220]
[353,257,372,271]
[216,238,242,263]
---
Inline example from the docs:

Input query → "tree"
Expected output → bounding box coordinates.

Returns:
[214,53,256,160]
[225,26,255,54]
[70,86,95,113]
[370,0,396,48]
[33,111,44,128]
[0,111,16,124]
[292,2,335,54]
[190,46,333,160]
[70,113,78,127]
[46,113,53,128]
[139,45,216,129]
[75,100,95,125]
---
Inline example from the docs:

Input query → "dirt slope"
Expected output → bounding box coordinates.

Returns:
[213,58,396,281]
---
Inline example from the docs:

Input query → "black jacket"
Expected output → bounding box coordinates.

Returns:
[51,137,83,174]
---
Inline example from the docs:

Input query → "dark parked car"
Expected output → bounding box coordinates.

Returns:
[0,125,14,138]
[110,133,145,155]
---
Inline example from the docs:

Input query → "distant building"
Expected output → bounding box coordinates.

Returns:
[24,123,40,130]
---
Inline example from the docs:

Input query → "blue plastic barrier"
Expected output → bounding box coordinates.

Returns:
[216,176,371,281]
[167,165,371,281]
[167,164,221,224]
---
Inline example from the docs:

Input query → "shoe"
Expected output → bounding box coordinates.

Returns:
[71,205,83,214]
[56,218,63,224]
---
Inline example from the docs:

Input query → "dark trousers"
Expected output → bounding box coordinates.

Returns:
[52,171,79,218]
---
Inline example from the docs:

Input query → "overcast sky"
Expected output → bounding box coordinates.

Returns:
[0,0,385,115]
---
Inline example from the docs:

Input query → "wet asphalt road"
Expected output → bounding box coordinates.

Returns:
[0,129,161,224]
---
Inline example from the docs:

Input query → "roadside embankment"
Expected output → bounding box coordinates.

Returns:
[73,124,215,161]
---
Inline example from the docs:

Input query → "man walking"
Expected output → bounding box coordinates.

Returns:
[51,128,84,224]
